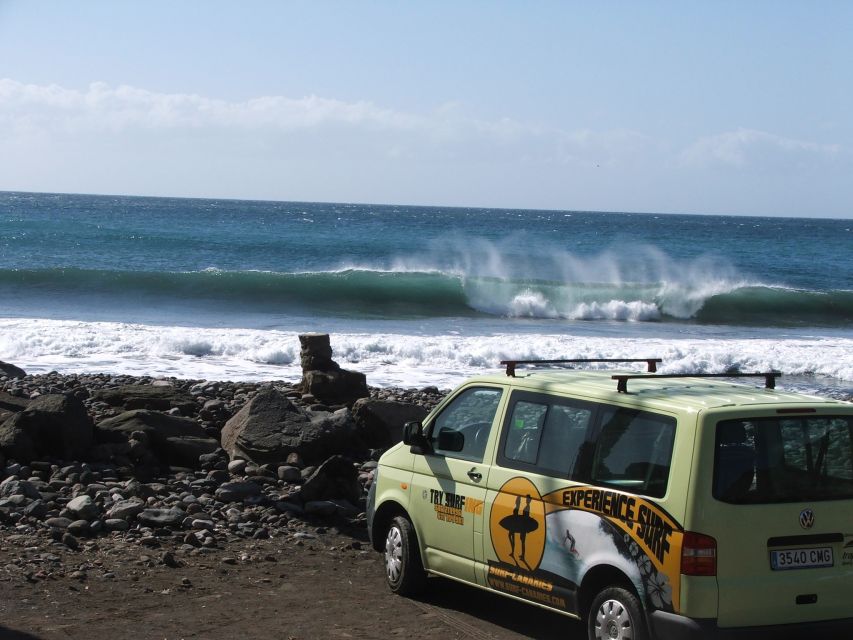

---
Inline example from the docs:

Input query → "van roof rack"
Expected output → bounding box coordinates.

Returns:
[611,372,782,393]
[501,358,662,377]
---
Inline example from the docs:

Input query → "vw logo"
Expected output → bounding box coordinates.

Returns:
[799,508,815,529]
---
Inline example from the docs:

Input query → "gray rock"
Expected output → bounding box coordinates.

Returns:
[227,459,248,475]
[0,361,26,379]
[137,507,185,527]
[95,410,218,467]
[90,385,196,415]
[0,391,29,419]
[104,518,130,531]
[277,465,302,482]
[298,333,337,372]
[66,495,99,521]
[67,519,91,536]
[351,398,429,449]
[301,369,368,407]
[61,532,79,550]
[106,498,146,520]
[221,389,357,466]
[214,480,262,502]
[45,517,73,529]
[0,478,41,500]
[22,499,48,519]
[0,394,93,462]
[298,455,362,505]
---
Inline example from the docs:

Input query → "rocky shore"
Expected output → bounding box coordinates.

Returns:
[0,336,448,603]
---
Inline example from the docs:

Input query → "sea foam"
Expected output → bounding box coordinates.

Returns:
[1,318,851,392]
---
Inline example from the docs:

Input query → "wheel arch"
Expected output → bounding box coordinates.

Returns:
[578,563,644,619]
[370,500,410,551]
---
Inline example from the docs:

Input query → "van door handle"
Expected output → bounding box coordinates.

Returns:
[467,468,482,481]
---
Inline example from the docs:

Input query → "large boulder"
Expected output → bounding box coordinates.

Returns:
[221,389,356,466]
[298,455,362,505]
[91,385,197,415]
[95,410,218,467]
[0,361,26,379]
[0,391,29,426]
[351,398,430,449]
[0,394,93,462]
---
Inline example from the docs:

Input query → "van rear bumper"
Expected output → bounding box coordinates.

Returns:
[650,610,853,639]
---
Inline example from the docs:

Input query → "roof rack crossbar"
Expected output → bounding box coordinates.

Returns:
[611,372,782,393]
[501,358,662,377]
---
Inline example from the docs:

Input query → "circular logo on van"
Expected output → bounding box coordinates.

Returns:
[799,508,815,529]
[489,477,546,571]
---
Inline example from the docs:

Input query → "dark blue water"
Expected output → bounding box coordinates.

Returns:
[0,191,850,389]
[1,191,850,326]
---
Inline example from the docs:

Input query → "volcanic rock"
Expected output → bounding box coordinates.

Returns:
[137,507,185,527]
[91,385,197,415]
[351,398,429,449]
[0,477,41,500]
[298,455,361,506]
[301,370,369,407]
[0,394,94,462]
[298,333,368,406]
[221,389,357,466]
[0,361,26,379]
[66,495,99,521]
[95,410,218,467]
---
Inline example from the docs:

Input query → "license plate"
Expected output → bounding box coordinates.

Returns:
[770,547,834,570]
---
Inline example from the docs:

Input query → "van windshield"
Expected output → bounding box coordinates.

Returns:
[714,415,853,504]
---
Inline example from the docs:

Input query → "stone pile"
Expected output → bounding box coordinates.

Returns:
[0,335,448,559]
[298,333,369,407]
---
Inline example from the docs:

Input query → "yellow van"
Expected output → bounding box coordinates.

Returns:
[367,360,853,639]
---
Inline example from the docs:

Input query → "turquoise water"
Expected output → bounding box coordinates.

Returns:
[1,191,851,391]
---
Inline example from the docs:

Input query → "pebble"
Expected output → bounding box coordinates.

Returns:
[0,371,448,576]
[61,533,80,550]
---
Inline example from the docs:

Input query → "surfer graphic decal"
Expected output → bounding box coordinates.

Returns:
[487,477,684,615]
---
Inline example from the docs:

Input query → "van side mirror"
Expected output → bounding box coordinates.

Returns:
[403,421,433,455]
[437,428,464,452]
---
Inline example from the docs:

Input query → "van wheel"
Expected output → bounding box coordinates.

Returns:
[587,586,648,640]
[384,515,427,596]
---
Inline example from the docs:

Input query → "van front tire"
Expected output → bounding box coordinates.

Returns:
[384,515,427,596]
[587,586,648,640]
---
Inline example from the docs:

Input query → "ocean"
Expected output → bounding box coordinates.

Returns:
[1,191,851,396]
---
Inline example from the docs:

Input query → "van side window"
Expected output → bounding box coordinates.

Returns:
[590,408,676,498]
[499,393,594,478]
[429,387,503,463]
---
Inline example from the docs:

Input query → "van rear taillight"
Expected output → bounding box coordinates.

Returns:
[681,532,717,576]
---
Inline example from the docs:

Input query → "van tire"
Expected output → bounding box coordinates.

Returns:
[384,515,427,596]
[587,586,648,640]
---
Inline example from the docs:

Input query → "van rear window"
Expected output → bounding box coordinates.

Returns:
[714,415,853,504]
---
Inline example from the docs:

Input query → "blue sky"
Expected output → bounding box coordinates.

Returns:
[0,1,851,217]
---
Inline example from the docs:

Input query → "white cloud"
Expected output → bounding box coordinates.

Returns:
[679,127,840,169]
[0,78,655,164]
[0,78,423,133]
[0,79,849,216]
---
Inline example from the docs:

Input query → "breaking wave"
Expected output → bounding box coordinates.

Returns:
[0,258,850,327]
